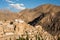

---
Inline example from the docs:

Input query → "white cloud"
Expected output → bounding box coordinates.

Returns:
[9,3,26,10]
[5,0,26,11]
[6,0,14,3]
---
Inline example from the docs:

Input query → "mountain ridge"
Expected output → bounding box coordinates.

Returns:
[0,4,60,40]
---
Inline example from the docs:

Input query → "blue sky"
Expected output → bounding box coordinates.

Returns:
[0,0,60,12]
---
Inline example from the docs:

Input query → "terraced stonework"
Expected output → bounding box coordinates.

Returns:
[0,19,60,40]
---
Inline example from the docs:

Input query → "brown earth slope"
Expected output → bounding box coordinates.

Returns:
[0,4,60,36]
[18,4,60,36]
[18,4,60,23]
[0,9,19,21]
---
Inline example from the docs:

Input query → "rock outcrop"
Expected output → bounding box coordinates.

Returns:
[18,4,60,40]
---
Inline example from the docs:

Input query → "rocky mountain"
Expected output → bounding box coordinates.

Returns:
[18,4,60,23]
[18,4,60,36]
[0,4,60,40]
[0,9,19,21]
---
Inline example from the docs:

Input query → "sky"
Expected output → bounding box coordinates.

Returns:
[0,0,60,12]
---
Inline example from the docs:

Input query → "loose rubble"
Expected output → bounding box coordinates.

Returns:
[0,19,60,40]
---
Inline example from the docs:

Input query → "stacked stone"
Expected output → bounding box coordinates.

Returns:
[35,25,56,40]
[0,19,59,40]
[0,21,16,40]
[14,19,41,40]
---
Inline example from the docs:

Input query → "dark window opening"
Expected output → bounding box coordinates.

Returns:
[10,38,11,40]
[14,25,16,30]
[10,22,13,25]
[4,20,7,21]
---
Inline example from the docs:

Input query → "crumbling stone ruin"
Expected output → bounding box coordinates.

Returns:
[0,19,59,40]
[0,19,37,40]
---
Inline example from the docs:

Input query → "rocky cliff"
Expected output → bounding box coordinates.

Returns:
[18,4,60,36]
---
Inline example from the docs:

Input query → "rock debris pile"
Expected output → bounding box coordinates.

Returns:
[0,19,60,40]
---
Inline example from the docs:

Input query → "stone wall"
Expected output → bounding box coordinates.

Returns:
[0,19,60,40]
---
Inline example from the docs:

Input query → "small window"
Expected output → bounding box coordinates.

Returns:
[10,22,13,25]
[10,38,11,40]
[14,25,16,30]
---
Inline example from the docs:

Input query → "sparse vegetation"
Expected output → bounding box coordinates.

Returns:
[16,35,42,40]
[16,37,25,40]
[16,32,43,40]
[0,4,60,40]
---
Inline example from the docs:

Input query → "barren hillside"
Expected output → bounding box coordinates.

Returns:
[18,4,60,36]
[0,4,60,40]
[0,9,19,21]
